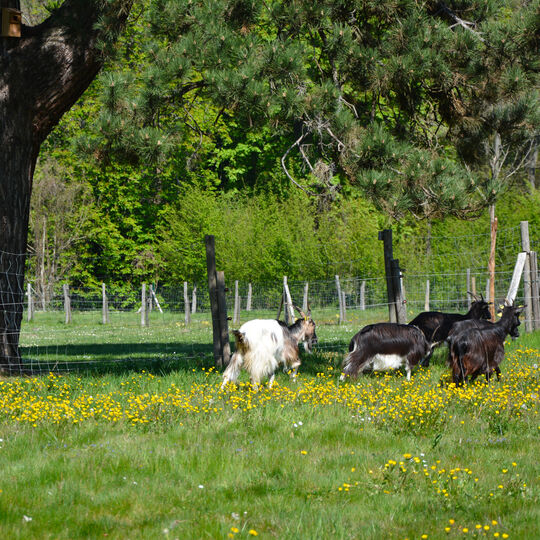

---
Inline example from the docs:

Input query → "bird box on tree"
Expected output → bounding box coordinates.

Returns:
[1,7,21,37]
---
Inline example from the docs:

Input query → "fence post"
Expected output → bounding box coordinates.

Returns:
[391,259,407,324]
[521,221,534,333]
[360,280,366,311]
[216,271,230,366]
[102,283,109,324]
[471,276,477,298]
[191,285,197,314]
[63,283,72,324]
[379,229,397,323]
[246,283,252,312]
[466,269,471,308]
[205,235,223,367]
[282,276,295,323]
[335,275,344,324]
[488,207,498,321]
[302,281,309,313]
[424,279,430,311]
[485,278,490,303]
[233,280,240,324]
[141,283,148,327]
[529,251,540,330]
[26,283,34,322]
[184,282,191,325]
[148,284,154,313]
[505,252,527,304]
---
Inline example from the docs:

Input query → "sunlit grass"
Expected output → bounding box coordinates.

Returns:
[2,320,539,539]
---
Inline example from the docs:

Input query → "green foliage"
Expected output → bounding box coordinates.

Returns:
[30,0,540,291]
[158,186,384,285]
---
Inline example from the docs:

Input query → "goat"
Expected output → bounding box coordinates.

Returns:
[408,296,491,366]
[447,304,523,385]
[341,323,430,381]
[221,307,317,390]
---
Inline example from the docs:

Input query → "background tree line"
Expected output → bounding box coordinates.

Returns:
[24,0,539,295]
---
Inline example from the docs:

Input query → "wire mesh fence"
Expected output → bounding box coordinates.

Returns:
[1,224,539,375]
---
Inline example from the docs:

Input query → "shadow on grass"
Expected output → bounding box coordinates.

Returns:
[20,341,216,376]
[19,340,351,377]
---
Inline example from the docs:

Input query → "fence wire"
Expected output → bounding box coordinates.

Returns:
[1,225,539,375]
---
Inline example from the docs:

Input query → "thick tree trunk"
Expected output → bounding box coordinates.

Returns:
[0,126,34,373]
[0,0,132,374]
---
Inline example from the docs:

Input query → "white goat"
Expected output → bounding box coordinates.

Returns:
[221,310,317,390]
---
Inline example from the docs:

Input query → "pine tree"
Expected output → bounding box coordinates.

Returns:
[90,0,539,219]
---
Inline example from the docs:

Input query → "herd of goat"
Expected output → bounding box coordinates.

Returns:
[221,297,524,389]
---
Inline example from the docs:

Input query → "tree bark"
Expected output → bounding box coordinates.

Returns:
[0,0,132,373]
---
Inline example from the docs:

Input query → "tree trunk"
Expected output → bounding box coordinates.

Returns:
[0,0,132,374]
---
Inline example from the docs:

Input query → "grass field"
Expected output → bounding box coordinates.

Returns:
[1,315,539,539]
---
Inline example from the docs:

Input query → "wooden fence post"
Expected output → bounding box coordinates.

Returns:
[233,280,240,324]
[63,283,72,324]
[506,252,527,305]
[184,282,191,325]
[191,285,197,314]
[360,280,366,311]
[466,269,471,308]
[471,276,477,298]
[27,283,34,322]
[521,221,534,332]
[102,283,109,324]
[283,276,295,324]
[141,283,149,327]
[205,235,223,367]
[335,275,344,324]
[488,206,498,321]
[485,278,490,303]
[379,229,397,323]
[148,284,154,313]
[529,251,540,330]
[216,271,230,366]
[302,281,309,313]
[151,286,163,314]
[391,259,407,324]
[424,279,430,311]
[246,283,252,311]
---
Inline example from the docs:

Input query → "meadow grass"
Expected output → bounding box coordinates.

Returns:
[1,318,539,539]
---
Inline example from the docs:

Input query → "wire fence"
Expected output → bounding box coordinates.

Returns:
[1,224,539,375]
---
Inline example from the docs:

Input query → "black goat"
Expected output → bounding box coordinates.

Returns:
[341,323,430,381]
[409,298,491,366]
[448,304,523,385]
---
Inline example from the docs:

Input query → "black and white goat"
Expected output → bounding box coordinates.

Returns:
[341,323,430,381]
[221,307,317,389]
[447,304,523,385]
[409,297,491,366]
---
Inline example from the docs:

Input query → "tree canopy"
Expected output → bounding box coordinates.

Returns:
[28,0,540,291]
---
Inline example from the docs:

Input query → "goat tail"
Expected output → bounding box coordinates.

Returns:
[221,330,246,389]
[221,352,243,389]
[341,342,362,380]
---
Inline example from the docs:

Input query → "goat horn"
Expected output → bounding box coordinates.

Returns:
[293,305,307,319]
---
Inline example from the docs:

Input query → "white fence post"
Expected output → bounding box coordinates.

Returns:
[63,283,72,324]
